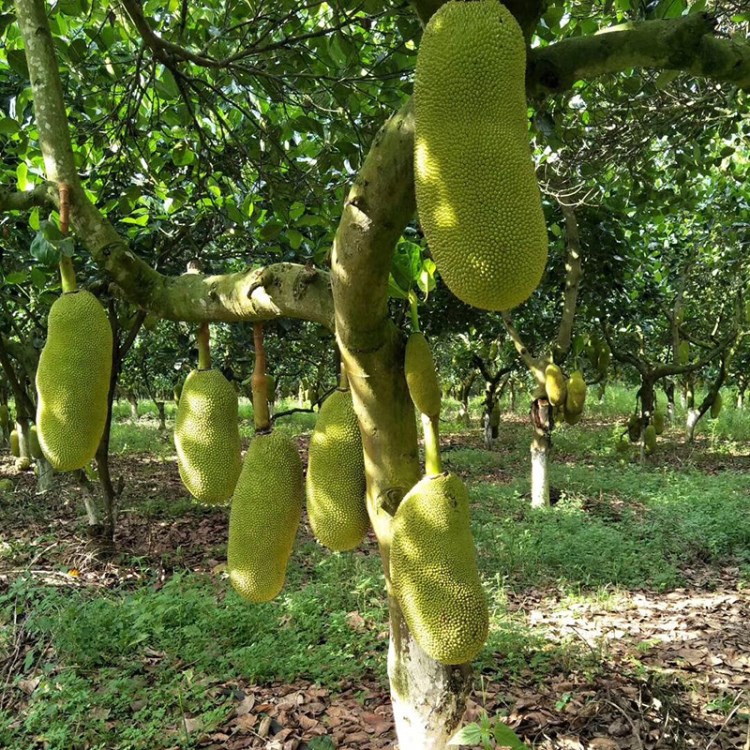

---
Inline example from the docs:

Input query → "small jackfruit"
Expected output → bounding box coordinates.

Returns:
[565,371,587,416]
[545,364,567,407]
[405,332,442,418]
[175,369,242,504]
[228,430,304,603]
[306,390,368,551]
[597,346,611,376]
[36,290,113,471]
[710,392,722,419]
[414,0,547,311]
[644,425,657,454]
[489,403,501,429]
[677,341,690,365]
[10,429,19,457]
[29,425,43,460]
[15,457,30,471]
[652,410,665,435]
[0,478,14,493]
[391,473,488,665]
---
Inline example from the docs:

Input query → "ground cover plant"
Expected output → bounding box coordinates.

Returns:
[1,393,749,749]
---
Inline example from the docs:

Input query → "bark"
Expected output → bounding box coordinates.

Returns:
[155,401,166,431]
[331,104,470,750]
[530,398,553,508]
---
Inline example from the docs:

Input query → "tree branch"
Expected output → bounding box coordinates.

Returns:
[12,0,334,330]
[553,205,582,357]
[502,312,543,380]
[0,184,55,213]
[527,13,750,97]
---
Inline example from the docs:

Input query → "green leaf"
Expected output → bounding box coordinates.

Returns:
[492,723,529,749]
[30,232,59,266]
[172,144,195,166]
[448,723,483,745]
[5,270,29,284]
[16,162,28,191]
[0,117,20,135]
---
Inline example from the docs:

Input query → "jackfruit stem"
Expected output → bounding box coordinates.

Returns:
[422,413,442,476]
[59,255,77,293]
[252,322,271,431]
[338,367,349,391]
[408,291,421,332]
[196,322,212,370]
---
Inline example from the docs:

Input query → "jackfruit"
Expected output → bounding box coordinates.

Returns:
[710,392,722,419]
[29,426,43,460]
[175,369,241,504]
[565,371,587,415]
[414,0,547,311]
[10,429,19,457]
[489,403,501,428]
[306,390,368,551]
[644,425,657,454]
[652,410,665,435]
[36,290,113,471]
[405,332,442,418]
[677,341,690,365]
[0,405,9,432]
[15,457,30,471]
[627,414,641,443]
[545,364,566,407]
[563,407,582,426]
[390,473,488,664]
[597,346,611,376]
[228,430,304,603]
[0,478,13,493]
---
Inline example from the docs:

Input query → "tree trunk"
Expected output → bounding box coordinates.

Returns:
[14,417,31,461]
[686,408,700,443]
[529,398,552,508]
[155,400,166,431]
[128,393,139,423]
[34,455,55,493]
[664,380,676,423]
[389,606,471,750]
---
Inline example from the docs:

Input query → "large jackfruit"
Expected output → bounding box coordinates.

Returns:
[36,290,113,471]
[175,369,241,504]
[306,390,368,551]
[644,425,657,455]
[405,332,442,418]
[228,430,304,603]
[652,410,665,435]
[545,364,566,407]
[391,473,488,665]
[565,371,587,416]
[10,429,19,457]
[710,392,722,419]
[414,0,548,311]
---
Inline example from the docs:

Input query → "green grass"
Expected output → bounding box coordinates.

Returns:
[2,389,749,749]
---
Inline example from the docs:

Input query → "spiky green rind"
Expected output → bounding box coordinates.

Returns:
[10,429,19,457]
[653,411,665,435]
[545,364,567,407]
[36,291,113,471]
[29,426,43,460]
[414,0,548,311]
[489,403,501,428]
[565,371,587,415]
[391,473,489,665]
[710,392,722,419]
[627,414,641,443]
[644,425,657,454]
[405,333,442,418]
[306,390,368,551]
[228,431,304,603]
[175,369,241,504]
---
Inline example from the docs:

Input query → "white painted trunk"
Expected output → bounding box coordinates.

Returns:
[34,456,55,493]
[388,607,470,750]
[530,437,550,508]
[737,393,744,410]
[686,408,700,442]
[667,403,675,422]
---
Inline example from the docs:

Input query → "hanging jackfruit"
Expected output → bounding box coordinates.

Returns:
[228,430,304,603]
[597,345,611,377]
[36,290,113,471]
[175,369,242,504]
[644,425,657,454]
[627,414,641,443]
[391,473,488,665]
[489,402,501,428]
[405,332,442,418]
[306,390,368,551]
[565,371,587,416]
[29,425,43,460]
[652,410,665,435]
[414,0,547,311]
[710,391,722,419]
[677,341,690,365]
[545,364,566,407]
[10,429,19,457]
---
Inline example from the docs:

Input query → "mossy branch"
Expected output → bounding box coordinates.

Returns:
[12,0,334,330]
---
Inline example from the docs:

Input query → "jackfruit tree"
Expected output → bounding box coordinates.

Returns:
[3,0,750,747]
